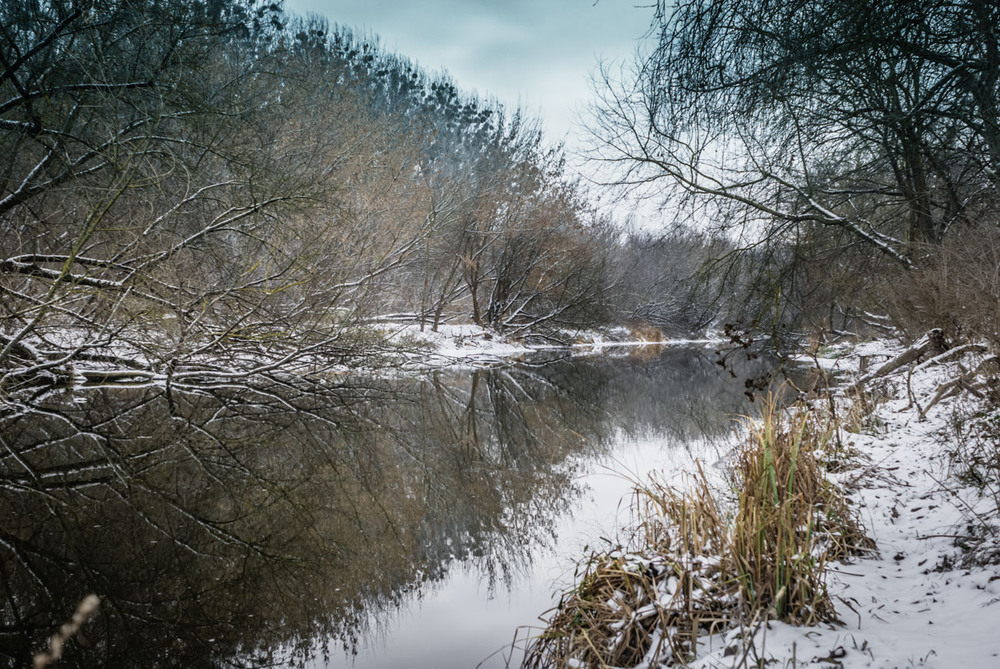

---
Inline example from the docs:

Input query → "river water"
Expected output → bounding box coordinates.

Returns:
[0,346,774,668]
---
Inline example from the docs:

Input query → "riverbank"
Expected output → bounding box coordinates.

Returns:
[525,335,1000,668]
[719,337,1000,668]
[383,322,718,368]
[0,321,706,393]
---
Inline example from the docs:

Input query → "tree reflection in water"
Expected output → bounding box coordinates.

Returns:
[0,347,768,667]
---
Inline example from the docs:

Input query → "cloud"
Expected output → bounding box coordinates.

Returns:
[284,0,654,143]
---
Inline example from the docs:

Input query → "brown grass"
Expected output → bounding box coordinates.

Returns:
[522,465,733,668]
[946,403,1000,566]
[523,398,874,668]
[840,387,885,436]
[729,400,872,624]
[628,322,667,343]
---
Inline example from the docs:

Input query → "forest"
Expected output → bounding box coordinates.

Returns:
[0,0,625,393]
[592,0,1000,350]
[3,0,1000,391]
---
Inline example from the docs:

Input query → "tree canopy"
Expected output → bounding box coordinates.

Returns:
[0,0,616,392]
[593,0,1000,267]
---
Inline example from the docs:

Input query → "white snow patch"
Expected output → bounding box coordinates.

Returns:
[689,340,1000,668]
[381,321,716,368]
[385,322,534,367]
[852,338,903,358]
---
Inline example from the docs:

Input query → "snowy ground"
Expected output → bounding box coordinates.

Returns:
[394,325,1000,667]
[692,339,1000,668]
[383,322,717,368]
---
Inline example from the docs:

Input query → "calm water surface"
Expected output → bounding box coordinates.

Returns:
[0,347,773,668]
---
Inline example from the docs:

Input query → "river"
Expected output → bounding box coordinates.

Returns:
[0,345,775,668]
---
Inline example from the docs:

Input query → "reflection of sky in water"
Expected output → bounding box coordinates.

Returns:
[1,346,768,668]
[320,429,736,669]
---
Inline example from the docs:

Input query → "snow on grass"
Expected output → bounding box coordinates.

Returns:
[525,337,1000,668]
[689,341,1000,669]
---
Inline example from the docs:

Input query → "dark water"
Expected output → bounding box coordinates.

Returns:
[0,347,773,668]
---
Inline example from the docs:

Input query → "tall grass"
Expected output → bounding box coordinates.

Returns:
[729,399,871,624]
[524,398,873,667]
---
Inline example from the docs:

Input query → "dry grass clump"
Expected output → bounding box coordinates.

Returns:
[628,322,667,343]
[950,407,1000,492]
[840,388,887,437]
[730,401,873,625]
[523,467,732,668]
[524,399,873,668]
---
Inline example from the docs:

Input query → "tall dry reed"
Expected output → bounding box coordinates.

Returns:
[524,397,873,668]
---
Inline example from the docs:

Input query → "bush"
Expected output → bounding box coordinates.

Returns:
[889,225,1000,351]
[947,402,1000,566]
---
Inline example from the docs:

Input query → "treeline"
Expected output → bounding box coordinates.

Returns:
[594,0,1000,348]
[0,0,621,391]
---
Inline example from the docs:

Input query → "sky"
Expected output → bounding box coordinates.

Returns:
[281,0,656,151]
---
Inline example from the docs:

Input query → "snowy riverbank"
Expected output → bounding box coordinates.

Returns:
[382,322,719,368]
[691,337,1000,668]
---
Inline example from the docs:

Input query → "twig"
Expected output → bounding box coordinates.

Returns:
[924,470,998,538]
[34,595,100,668]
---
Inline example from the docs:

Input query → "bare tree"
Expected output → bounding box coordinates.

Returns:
[1,4,621,396]
[591,0,1000,269]
[0,0,309,387]
[0,4,441,392]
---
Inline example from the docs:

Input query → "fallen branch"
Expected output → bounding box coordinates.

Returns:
[914,344,989,373]
[848,329,947,393]
[919,371,988,420]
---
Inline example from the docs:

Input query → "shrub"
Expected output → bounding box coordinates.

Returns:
[888,225,1000,352]
[946,402,1000,566]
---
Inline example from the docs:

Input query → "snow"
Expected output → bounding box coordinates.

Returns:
[16,318,999,666]
[384,321,719,369]
[382,327,999,669]
[389,323,534,365]
[850,339,901,359]
[687,340,1000,669]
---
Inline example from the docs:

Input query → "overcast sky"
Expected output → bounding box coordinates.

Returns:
[281,0,656,150]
